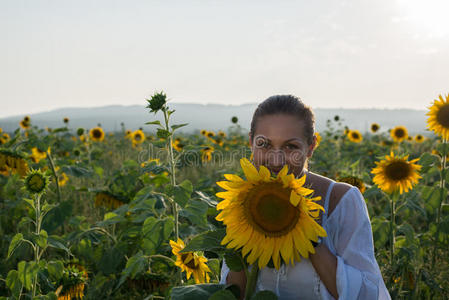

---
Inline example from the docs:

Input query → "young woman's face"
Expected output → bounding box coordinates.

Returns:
[249,114,315,177]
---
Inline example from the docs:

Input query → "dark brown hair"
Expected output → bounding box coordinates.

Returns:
[249,95,315,145]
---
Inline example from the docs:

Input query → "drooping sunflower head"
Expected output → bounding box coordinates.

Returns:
[132,129,145,144]
[390,126,408,142]
[63,117,69,124]
[24,169,50,194]
[414,134,424,143]
[200,130,207,136]
[347,130,363,143]
[371,152,422,194]
[201,146,214,162]
[206,131,215,138]
[371,123,380,133]
[427,94,449,140]
[170,238,211,284]
[89,127,105,142]
[216,158,326,270]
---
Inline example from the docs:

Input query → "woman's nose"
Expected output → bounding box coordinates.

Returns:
[267,149,286,168]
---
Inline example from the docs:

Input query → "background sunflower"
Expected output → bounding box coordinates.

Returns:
[390,126,408,143]
[427,94,449,140]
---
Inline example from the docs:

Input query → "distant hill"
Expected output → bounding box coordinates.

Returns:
[0,103,429,135]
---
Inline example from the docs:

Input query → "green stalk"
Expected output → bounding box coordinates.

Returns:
[432,139,447,268]
[32,194,42,298]
[244,264,259,300]
[389,192,398,266]
[163,108,179,241]
[46,151,61,203]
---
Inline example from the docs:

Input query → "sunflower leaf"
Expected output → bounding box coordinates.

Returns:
[145,120,162,126]
[171,123,189,131]
[251,290,278,300]
[224,251,244,272]
[8,233,24,259]
[181,229,226,254]
[209,289,238,300]
[157,128,171,139]
[170,284,225,300]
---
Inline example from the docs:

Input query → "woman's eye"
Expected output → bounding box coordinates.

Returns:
[285,144,299,150]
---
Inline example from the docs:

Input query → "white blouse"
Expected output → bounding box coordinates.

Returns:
[220,182,391,300]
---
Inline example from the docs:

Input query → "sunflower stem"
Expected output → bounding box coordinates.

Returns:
[389,192,398,267]
[244,264,259,300]
[432,139,447,268]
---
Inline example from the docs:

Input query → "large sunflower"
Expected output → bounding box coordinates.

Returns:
[427,94,449,140]
[89,127,105,142]
[347,130,363,143]
[216,158,326,270]
[170,238,211,284]
[390,126,408,143]
[371,152,421,194]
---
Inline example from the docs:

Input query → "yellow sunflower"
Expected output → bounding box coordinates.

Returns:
[170,238,211,284]
[347,130,363,143]
[390,126,408,143]
[414,134,424,143]
[371,123,380,133]
[201,146,214,162]
[216,158,326,270]
[0,133,10,144]
[371,152,421,194]
[337,176,366,194]
[89,127,105,142]
[427,94,449,140]
[314,132,322,148]
[218,130,227,138]
[172,138,184,152]
[132,129,145,145]
[30,147,47,163]
[59,172,69,186]
[20,119,30,130]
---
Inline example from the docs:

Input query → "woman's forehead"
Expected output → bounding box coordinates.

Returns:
[253,114,306,140]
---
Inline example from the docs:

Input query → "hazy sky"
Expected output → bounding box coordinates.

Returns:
[1,0,448,118]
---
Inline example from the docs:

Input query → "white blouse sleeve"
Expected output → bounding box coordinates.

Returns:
[322,187,390,300]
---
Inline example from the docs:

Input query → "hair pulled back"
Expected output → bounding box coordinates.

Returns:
[249,95,315,145]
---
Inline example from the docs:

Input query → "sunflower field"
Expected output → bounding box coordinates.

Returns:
[1,93,449,299]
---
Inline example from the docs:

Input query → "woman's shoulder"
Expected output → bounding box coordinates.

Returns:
[306,171,354,217]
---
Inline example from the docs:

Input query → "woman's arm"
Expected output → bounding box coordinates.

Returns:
[309,244,338,298]
[226,271,247,300]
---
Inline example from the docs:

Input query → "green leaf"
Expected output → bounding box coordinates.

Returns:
[47,235,71,255]
[170,284,225,300]
[94,166,104,178]
[17,261,39,291]
[171,123,188,131]
[6,270,22,297]
[225,251,244,272]
[141,217,174,254]
[47,261,64,280]
[8,233,24,258]
[251,290,278,300]
[145,120,162,126]
[24,198,35,210]
[195,191,218,207]
[61,165,92,178]
[36,229,48,249]
[41,203,57,217]
[180,199,208,228]
[181,229,226,254]
[209,289,237,300]
[371,216,389,249]
[173,180,193,208]
[419,152,440,172]
[157,128,171,139]
[436,142,449,157]
[116,251,147,289]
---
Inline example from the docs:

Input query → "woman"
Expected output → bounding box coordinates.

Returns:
[219,95,390,299]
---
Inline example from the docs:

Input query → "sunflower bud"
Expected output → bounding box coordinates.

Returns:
[24,169,50,194]
[146,92,167,113]
[231,116,238,124]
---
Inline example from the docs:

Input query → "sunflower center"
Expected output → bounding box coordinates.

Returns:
[385,160,411,181]
[436,104,449,128]
[93,130,102,138]
[394,129,405,138]
[180,253,197,269]
[352,132,360,139]
[244,182,300,237]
